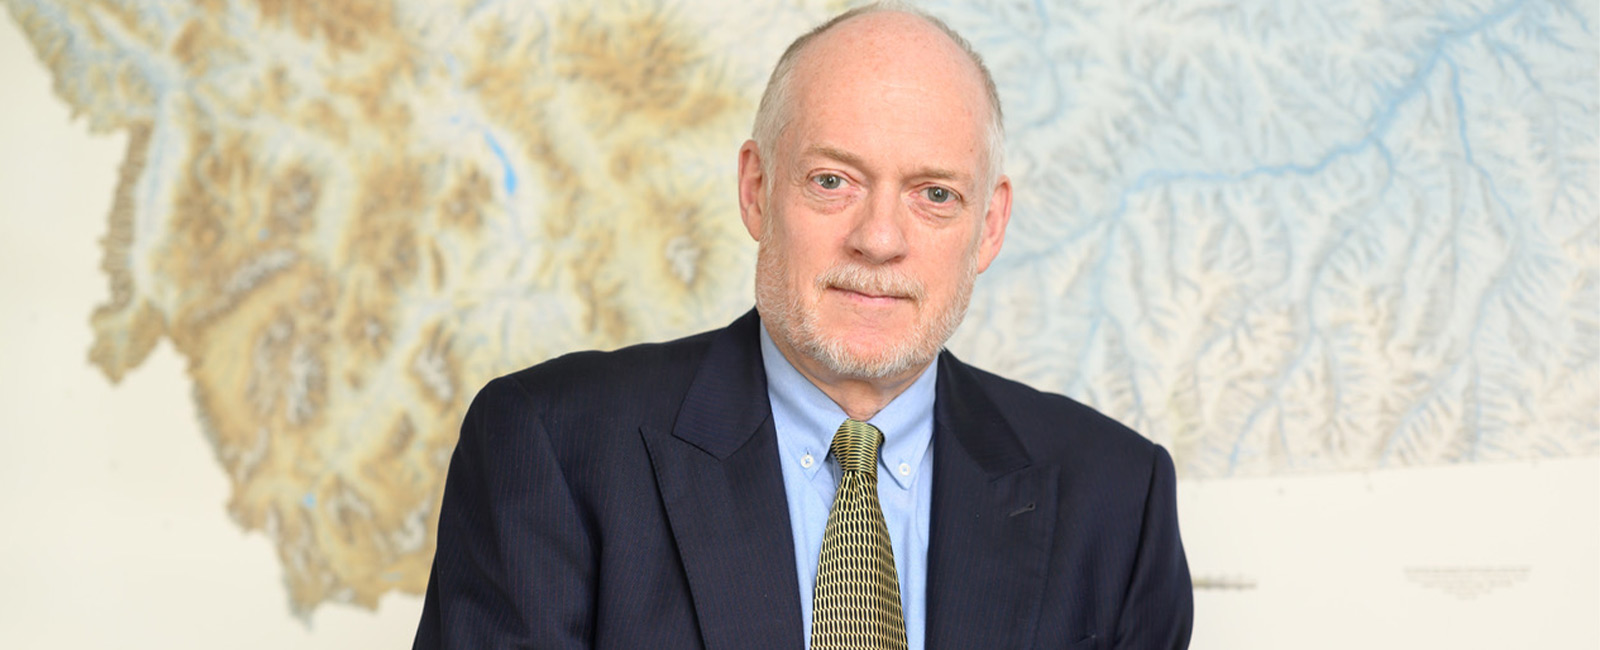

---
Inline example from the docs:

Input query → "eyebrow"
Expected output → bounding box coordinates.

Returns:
[804,144,868,169]
[802,144,970,185]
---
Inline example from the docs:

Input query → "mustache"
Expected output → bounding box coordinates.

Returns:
[816,264,925,301]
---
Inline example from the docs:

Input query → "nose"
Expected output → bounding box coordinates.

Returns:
[845,188,908,265]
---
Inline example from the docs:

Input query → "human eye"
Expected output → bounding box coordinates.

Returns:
[813,173,846,190]
[922,185,957,204]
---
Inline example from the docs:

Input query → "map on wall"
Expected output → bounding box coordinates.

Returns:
[6,0,1595,616]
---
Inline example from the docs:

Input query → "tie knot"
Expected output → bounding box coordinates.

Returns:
[830,419,883,475]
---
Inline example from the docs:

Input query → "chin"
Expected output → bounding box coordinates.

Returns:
[801,324,939,380]
[755,246,974,381]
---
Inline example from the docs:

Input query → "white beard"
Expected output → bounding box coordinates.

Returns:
[754,221,978,380]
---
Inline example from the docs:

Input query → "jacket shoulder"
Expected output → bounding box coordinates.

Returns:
[509,328,717,394]
[466,327,722,438]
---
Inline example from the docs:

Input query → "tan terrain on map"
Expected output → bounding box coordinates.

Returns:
[8,0,760,613]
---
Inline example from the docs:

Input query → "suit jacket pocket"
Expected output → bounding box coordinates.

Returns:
[1068,635,1098,650]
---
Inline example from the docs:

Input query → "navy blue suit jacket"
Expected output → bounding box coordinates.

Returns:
[414,310,1192,649]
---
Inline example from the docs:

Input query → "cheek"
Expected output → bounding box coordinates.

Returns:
[924,240,979,295]
[772,231,829,277]
[761,237,814,295]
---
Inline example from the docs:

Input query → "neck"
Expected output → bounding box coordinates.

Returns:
[767,329,932,421]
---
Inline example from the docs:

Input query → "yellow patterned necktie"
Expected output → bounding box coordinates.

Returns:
[811,419,909,650]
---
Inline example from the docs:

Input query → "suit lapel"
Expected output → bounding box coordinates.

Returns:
[640,311,804,650]
[926,352,1058,648]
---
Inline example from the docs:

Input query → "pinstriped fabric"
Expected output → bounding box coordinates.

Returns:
[812,420,908,650]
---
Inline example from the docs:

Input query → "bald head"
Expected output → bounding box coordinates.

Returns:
[751,3,1005,195]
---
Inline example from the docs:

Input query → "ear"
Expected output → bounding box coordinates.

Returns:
[737,139,765,241]
[975,174,1012,273]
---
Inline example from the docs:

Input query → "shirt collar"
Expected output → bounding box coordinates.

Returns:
[758,318,936,490]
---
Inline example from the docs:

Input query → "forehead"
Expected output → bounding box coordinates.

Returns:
[780,13,990,177]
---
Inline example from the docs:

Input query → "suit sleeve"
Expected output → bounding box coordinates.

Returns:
[1113,445,1194,649]
[413,377,596,649]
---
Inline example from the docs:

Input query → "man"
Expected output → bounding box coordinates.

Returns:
[414,4,1192,649]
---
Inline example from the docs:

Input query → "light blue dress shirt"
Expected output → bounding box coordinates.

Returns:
[759,323,936,650]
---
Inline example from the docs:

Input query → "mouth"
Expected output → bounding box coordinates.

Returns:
[830,285,908,305]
